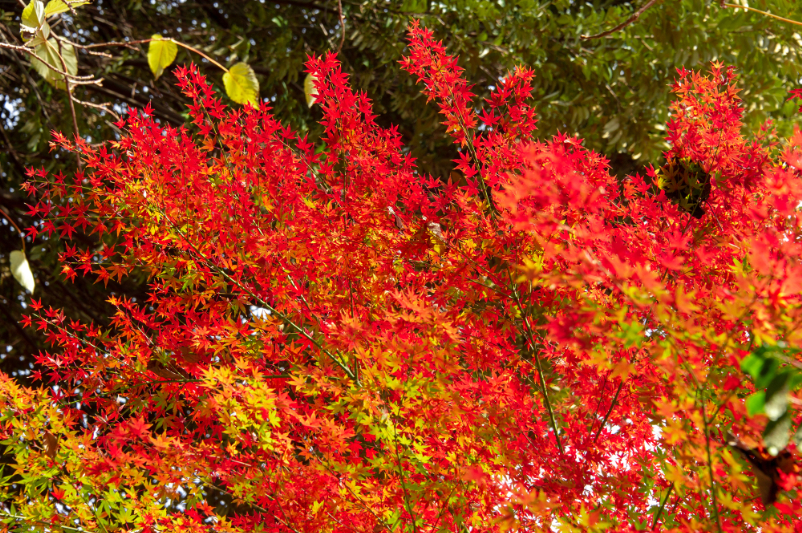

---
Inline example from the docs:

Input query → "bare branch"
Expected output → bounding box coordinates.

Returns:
[72,97,121,119]
[52,34,114,57]
[0,41,97,81]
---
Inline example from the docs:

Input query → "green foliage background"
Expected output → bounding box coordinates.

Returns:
[1,0,801,382]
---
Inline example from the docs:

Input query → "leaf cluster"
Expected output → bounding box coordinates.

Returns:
[3,25,802,531]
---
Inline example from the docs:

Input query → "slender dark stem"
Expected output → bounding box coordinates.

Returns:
[651,482,674,530]
[699,389,723,533]
[428,480,459,532]
[0,105,26,177]
[593,379,623,443]
[582,0,660,40]
[170,39,228,72]
[336,0,346,53]
[54,38,83,170]
[0,205,25,251]
[723,4,802,27]
[442,82,497,216]
[393,422,419,533]
[589,375,609,424]
[148,201,358,383]
[72,97,120,119]
[506,271,563,454]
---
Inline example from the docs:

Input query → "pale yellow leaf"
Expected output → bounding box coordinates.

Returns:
[29,38,76,89]
[10,250,35,293]
[304,72,318,107]
[44,0,89,17]
[223,62,259,106]
[21,1,45,33]
[147,35,177,80]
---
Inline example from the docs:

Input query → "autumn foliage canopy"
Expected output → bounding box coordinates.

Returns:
[4,21,802,533]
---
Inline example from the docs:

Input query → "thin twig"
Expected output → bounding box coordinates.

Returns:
[72,97,121,119]
[142,197,357,383]
[723,3,802,27]
[54,38,83,170]
[582,0,661,40]
[651,482,675,530]
[62,0,85,16]
[170,39,229,72]
[699,388,724,533]
[78,37,231,71]
[444,81,498,216]
[0,103,26,176]
[393,421,420,533]
[0,206,25,251]
[589,375,609,424]
[80,39,142,51]
[506,271,564,455]
[0,27,53,126]
[53,34,114,57]
[336,0,346,53]
[0,42,96,81]
[593,379,624,443]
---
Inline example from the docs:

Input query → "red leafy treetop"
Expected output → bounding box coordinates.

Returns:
[5,22,802,532]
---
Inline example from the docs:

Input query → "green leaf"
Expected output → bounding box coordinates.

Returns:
[762,412,791,456]
[20,118,42,151]
[147,35,177,80]
[400,0,427,13]
[745,391,765,417]
[230,37,251,62]
[30,38,77,89]
[754,357,779,390]
[21,0,49,47]
[26,30,49,49]
[791,370,802,391]
[740,353,764,379]
[603,117,620,135]
[223,62,259,106]
[44,0,89,17]
[9,250,35,293]
[304,73,318,108]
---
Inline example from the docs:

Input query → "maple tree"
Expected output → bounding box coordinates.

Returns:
[3,20,802,532]
[6,0,802,389]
